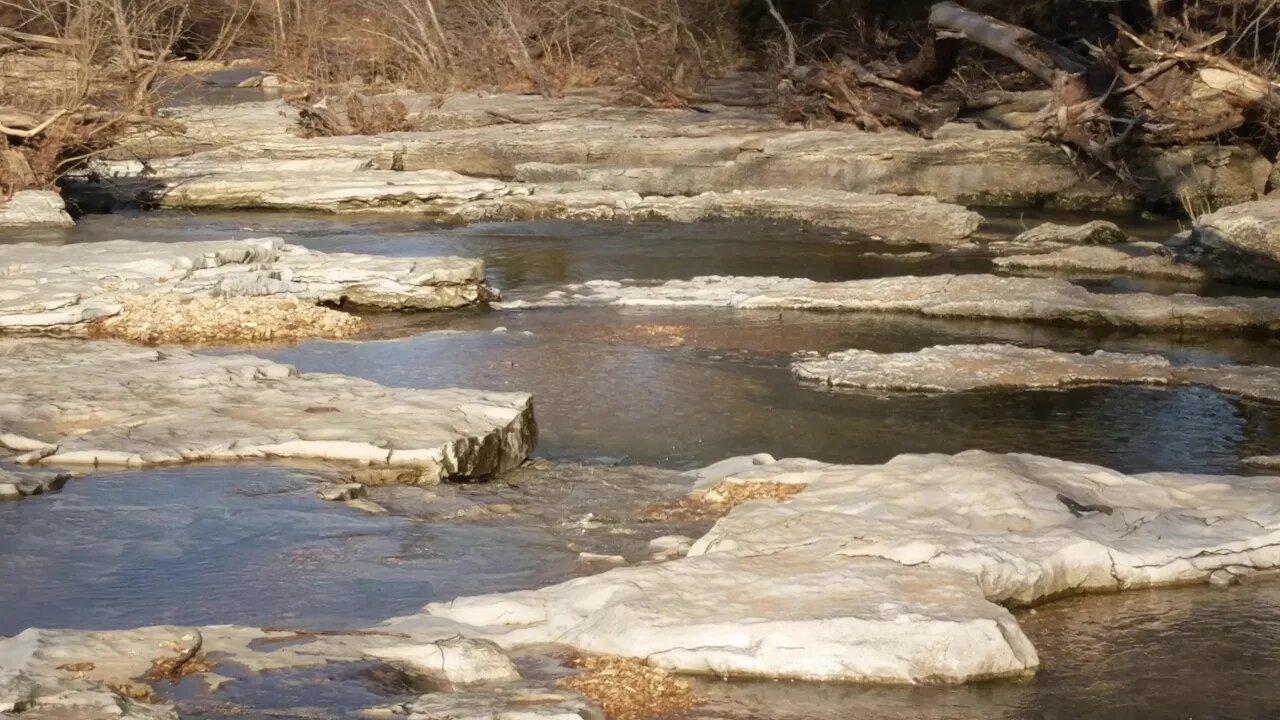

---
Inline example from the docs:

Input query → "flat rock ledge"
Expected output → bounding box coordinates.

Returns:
[792,343,1280,403]
[426,451,1280,684]
[0,237,488,338]
[81,158,983,245]
[0,191,74,228]
[0,339,534,479]
[496,274,1280,333]
[0,617,592,720]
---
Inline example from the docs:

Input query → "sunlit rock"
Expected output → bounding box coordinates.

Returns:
[425,451,1280,684]
[496,274,1280,332]
[0,467,70,501]
[0,191,73,228]
[0,237,488,337]
[0,339,534,480]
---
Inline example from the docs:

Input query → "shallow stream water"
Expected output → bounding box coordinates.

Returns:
[3,211,1280,719]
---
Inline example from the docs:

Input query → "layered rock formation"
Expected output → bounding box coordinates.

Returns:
[0,237,488,337]
[426,451,1280,683]
[497,274,1280,332]
[0,339,534,479]
[0,191,74,228]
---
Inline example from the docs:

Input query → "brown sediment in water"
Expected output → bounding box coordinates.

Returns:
[640,481,807,522]
[89,294,366,345]
[559,654,704,720]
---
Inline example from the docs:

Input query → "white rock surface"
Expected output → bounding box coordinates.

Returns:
[793,344,1280,403]
[496,274,1280,332]
[793,344,1175,392]
[427,551,1038,683]
[364,637,521,687]
[0,339,534,479]
[0,237,487,334]
[426,451,1280,684]
[0,190,74,228]
[83,158,982,244]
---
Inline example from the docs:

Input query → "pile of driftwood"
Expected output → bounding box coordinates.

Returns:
[784,1,1280,181]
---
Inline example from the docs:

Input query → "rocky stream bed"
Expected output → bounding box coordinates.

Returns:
[4,86,1280,720]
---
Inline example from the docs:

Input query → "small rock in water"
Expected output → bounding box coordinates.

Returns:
[578,552,627,567]
[492,326,509,334]
[317,483,368,502]
[364,637,521,688]
[648,535,694,560]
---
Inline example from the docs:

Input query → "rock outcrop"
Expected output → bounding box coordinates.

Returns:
[106,93,1268,211]
[1181,199,1280,285]
[0,191,74,228]
[0,237,488,337]
[426,451,1280,683]
[0,339,534,479]
[496,274,1280,333]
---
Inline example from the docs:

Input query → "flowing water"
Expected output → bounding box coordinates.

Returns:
[3,211,1280,719]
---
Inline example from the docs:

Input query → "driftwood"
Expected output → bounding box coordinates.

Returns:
[792,0,1280,184]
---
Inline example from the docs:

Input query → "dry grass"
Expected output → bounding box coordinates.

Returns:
[89,294,366,345]
[560,654,704,720]
[640,480,807,522]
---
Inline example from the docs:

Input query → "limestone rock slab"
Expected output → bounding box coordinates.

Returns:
[0,191,74,228]
[497,274,1280,332]
[0,339,534,479]
[425,551,1039,684]
[0,237,487,336]
[793,344,1280,403]
[691,451,1280,606]
[792,344,1176,392]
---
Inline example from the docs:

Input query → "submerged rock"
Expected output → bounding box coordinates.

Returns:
[0,237,488,337]
[0,467,71,501]
[1182,199,1280,285]
[1012,220,1128,246]
[497,274,1280,333]
[0,190,74,228]
[426,451,1280,683]
[380,686,604,720]
[994,244,1207,281]
[793,343,1280,403]
[0,339,534,479]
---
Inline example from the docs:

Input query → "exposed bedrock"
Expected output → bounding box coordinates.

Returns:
[106,94,1267,212]
[78,158,984,245]
[791,343,1280,403]
[0,339,534,479]
[994,243,1208,281]
[0,190,74,228]
[0,466,71,501]
[426,451,1280,683]
[1009,220,1128,246]
[496,274,1280,333]
[0,237,488,338]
